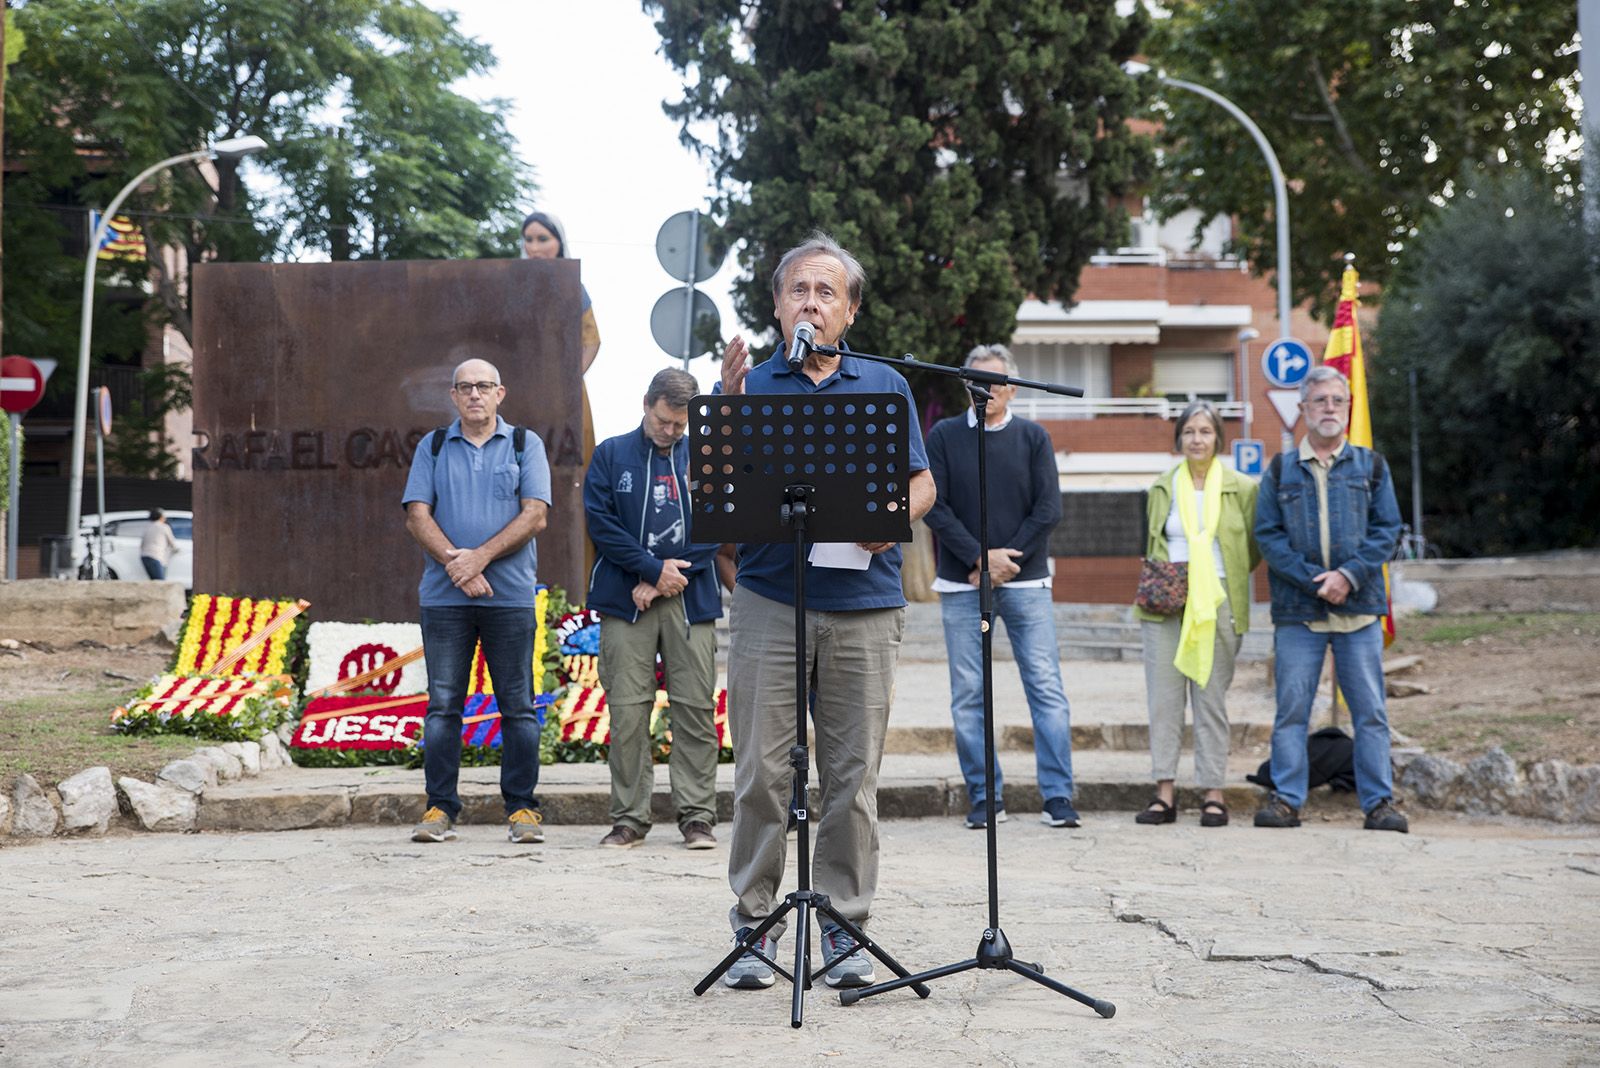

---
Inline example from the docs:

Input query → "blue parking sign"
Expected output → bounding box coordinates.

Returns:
[1261,338,1313,388]
[1232,439,1265,477]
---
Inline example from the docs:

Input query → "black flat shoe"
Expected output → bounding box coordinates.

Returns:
[1134,798,1177,825]
[1199,799,1229,827]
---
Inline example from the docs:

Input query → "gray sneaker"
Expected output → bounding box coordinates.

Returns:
[723,927,777,989]
[411,806,456,842]
[820,923,875,988]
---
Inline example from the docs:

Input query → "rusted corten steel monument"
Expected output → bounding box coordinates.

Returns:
[190,259,585,623]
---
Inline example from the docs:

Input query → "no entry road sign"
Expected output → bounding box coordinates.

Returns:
[1,356,46,414]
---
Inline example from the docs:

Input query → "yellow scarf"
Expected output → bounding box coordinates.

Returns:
[1173,462,1227,686]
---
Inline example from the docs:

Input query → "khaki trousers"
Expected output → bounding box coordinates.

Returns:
[1139,599,1241,789]
[597,599,719,834]
[726,585,904,936]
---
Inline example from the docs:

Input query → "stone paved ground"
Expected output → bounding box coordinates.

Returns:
[2,814,1597,1066]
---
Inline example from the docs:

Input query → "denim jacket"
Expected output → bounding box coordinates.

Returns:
[583,427,722,625]
[1254,443,1401,624]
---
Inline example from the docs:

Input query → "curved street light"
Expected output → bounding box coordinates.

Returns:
[65,135,269,552]
[1126,63,1292,344]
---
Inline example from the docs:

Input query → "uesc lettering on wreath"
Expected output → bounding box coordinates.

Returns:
[193,424,587,472]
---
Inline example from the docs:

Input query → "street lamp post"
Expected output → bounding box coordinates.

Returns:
[1128,64,1293,346]
[1236,326,1259,443]
[65,136,268,552]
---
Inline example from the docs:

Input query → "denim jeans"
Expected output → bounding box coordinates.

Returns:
[1269,621,1394,812]
[141,556,166,580]
[941,586,1074,806]
[420,604,540,820]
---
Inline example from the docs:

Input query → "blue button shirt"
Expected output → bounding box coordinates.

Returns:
[401,416,553,608]
[718,345,929,611]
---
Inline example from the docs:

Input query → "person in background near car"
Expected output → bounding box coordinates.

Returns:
[583,367,723,852]
[1133,402,1260,828]
[1253,365,1407,833]
[923,344,1080,832]
[139,509,179,580]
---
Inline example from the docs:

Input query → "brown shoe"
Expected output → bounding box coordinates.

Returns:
[599,824,644,848]
[681,821,717,850]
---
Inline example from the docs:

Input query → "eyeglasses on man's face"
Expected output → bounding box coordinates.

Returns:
[1303,394,1350,410]
[452,381,501,396]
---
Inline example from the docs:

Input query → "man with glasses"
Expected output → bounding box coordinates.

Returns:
[402,358,552,844]
[1253,365,1407,833]
[583,367,723,852]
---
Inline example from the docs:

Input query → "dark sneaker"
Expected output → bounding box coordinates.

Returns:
[964,800,1008,830]
[1253,795,1302,828]
[599,824,644,848]
[1363,800,1410,834]
[820,924,875,988]
[723,927,777,989]
[681,821,717,850]
[507,808,544,843]
[1040,797,1081,828]
[411,806,456,842]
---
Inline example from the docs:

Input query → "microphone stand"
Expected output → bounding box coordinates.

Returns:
[810,341,1115,1019]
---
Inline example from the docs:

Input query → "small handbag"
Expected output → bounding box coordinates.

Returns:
[1135,558,1188,615]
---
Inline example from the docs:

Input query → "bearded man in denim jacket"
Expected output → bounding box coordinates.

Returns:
[1253,365,1408,833]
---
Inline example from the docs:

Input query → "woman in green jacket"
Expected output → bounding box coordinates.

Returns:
[1133,402,1261,827]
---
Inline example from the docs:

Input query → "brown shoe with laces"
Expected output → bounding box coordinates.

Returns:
[599,824,644,848]
[681,821,717,850]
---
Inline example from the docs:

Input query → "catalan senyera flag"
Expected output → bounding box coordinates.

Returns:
[1320,261,1395,645]
[90,211,148,262]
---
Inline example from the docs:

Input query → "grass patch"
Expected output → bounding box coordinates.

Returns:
[1407,611,1600,646]
[0,686,199,790]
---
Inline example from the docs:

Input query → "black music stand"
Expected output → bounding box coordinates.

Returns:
[688,391,931,1027]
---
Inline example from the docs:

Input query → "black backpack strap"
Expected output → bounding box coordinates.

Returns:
[512,425,526,461]
[429,426,449,458]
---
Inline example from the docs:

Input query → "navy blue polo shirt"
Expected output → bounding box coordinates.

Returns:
[401,416,552,608]
[718,345,928,611]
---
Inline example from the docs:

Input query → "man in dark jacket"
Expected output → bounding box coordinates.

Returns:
[1253,365,1407,833]
[924,344,1077,831]
[584,367,723,850]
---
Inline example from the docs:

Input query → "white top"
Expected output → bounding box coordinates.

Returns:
[1163,491,1226,578]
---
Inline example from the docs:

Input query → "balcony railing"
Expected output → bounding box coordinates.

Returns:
[1011,397,1251,421]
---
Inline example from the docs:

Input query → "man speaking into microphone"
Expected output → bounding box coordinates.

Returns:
[715,232,936,990]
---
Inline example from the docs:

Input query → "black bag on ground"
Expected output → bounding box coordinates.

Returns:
[1247,727,1357,793]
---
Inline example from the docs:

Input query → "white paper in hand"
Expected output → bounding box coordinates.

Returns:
[808,542,872,571]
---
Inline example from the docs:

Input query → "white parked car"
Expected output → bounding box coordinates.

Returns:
[75,510,193,587]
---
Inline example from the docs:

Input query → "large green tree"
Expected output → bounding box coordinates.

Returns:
[1145,0,1580,316]
[644,0,1148,407]
[1372,174,1598,556]
[3,0,531,471]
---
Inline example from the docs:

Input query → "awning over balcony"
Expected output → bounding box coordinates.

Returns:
[1013,299,1254,347]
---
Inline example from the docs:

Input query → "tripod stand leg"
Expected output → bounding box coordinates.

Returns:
[1005,959,1116,1018]
[838,958,978,1006]
[790,898,812,1027]
[812,902,931,998]
[693,905,794,996]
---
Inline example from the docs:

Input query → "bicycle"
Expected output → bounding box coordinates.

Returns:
[1393,523,1441,561]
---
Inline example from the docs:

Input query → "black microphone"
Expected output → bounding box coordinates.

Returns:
[787,320,816,371]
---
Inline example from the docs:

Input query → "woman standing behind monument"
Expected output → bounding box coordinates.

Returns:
[1133,402,1260,827]
[521,210,601,460]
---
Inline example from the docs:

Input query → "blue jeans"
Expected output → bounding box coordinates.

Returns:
[141,556,166,580]
[1270,621,1394,812]
[420,605,540,820]
[941,586,1074,805]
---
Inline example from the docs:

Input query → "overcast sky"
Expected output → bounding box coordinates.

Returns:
[429,0,749,441]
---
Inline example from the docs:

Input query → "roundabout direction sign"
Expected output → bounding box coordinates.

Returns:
[1261,337,1313,389]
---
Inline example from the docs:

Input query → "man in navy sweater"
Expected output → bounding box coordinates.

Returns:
[924,344,1078,830]
[584,367,723,851]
